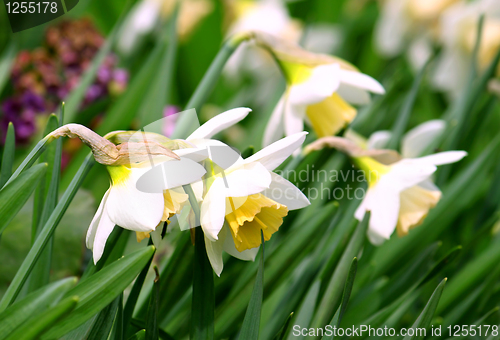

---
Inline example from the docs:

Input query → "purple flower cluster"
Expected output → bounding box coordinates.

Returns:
[1,19,128,145]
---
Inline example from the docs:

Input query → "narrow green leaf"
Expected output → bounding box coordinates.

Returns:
[128,330,146,340]
[173,34,251,138]
[403,278,447,340]
[138,4,179,129]
[312,213,369,328]
[291,280,320,340]
[0,41,16,93]
[123,253,153,335]
[2,137,50,188]
[0,277,76,338]
[0,163,47,236]
[96,40,165,135]
[4,296,79,340]
[0,122,15,188]
[273,313,294,340]
[113,294,124,340]
[29,114,62,292]
[87,296,121,340]
[387,58,430,150]
[0,155,94,311]
[62,11,127,123]
[238,232,265,340]
[146,267,160,340]
[41,245,156,339]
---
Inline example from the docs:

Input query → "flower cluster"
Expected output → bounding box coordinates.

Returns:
[1,19,128,144]
[48,108,309,275]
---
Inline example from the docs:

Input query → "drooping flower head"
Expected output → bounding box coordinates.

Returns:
[251,32,385,147]
[305,131,466,245]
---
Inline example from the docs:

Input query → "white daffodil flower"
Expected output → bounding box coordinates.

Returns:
[197,132,310,276]
[253,33,384,147]
[353,151,466,245]
[344,120,465,244]
[374,0,459,71]
[433,0,500,97]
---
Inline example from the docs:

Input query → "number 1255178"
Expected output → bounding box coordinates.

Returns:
[5,2,58,14]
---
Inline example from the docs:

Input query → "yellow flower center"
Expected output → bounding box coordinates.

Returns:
[225,194,288,252]
[106,165,132,186]
[353,156,390,187]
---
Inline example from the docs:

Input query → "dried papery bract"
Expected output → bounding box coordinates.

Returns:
[47,124,180,166]
[304,136,402,164]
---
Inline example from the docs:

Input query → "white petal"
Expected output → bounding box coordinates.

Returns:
[205,230,226,277]
[339,70,385,94]
[288,63,341,105]
[401,120,446,158]
[87,189,110,250]
[336,83,371,105]
[411,151,467,166]
[200,177,227,241]
[284,99,306,137]
[187,107,251,140]
[388,161,437,191]
[136,159,206,192]
[245,132,308,171]
[355,179,400,245]
[263,94,286,147]
[106,168,164,232]
[92,208,115,264]
[374,0,408,57]
[223,163,272,198]
[367,130,392,150]
[260,172,310,210]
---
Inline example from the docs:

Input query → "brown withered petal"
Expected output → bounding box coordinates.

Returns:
[47,124,180,166]
[304,136,402,164]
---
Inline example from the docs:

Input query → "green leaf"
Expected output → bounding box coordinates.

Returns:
[2,138,50,188]
[123,252,153,336]
[238,232,265,340]
[172,34,251,138]
[87,296,121,340]
[0,155,94,311]
[0,277,76,338]
[0,41,16,94]
[4,296,79,340]
[0,122,15,188]
[387,58,430,150]
[29,114,62,292]
[0,163,47,237]
[62,11,127,123]
[138,4,179,129]
[146,267,160,340]
[312,213,369,328]
[403,278,447,340]
[42,245,156,339]
[273,313,294,340]
[190,229,214,340]
[128,330,146,340]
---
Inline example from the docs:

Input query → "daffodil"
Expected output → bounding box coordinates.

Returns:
[305,127,466,245]
[197,132,310,276]
[46,124,207,263]
[353,151,466,244]
[254,33,385,147]
[433,0,500,97]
